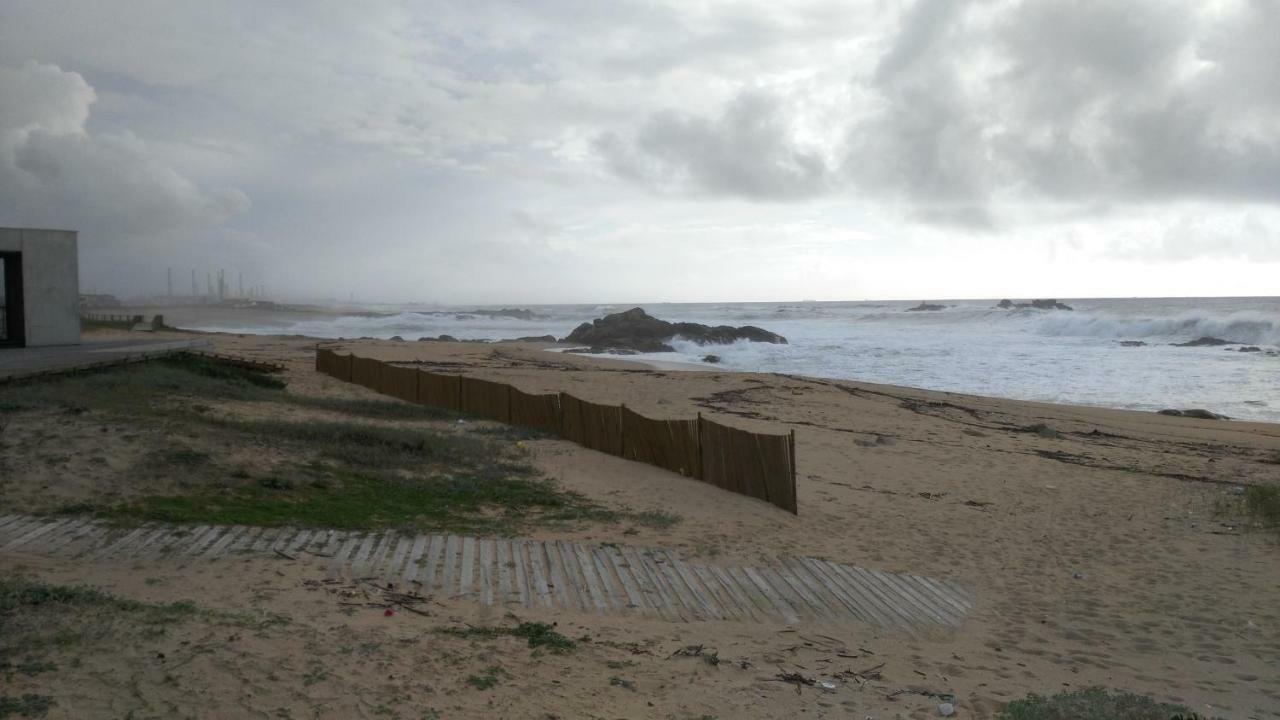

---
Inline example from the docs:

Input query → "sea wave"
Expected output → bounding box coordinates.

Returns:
[1034,310,1280,345]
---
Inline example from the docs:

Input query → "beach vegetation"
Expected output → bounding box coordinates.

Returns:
[999,686,1209,719]
[3,355,676,534]
[1243,485,1280,531]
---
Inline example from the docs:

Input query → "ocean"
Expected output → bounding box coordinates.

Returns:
[191,297,1280,423]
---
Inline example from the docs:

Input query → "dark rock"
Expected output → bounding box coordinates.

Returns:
[995,298,1073,311]
[1173,336,1235,347]
[702,355,722,364]
[389,335,404,341]
[1237,346,1262,353]
[1158,408,1229,420]
[502,335,556,343]
[562,307,787,353]
[906,302,946,312]
[1118,340,1147,347]
[437,334,458,342]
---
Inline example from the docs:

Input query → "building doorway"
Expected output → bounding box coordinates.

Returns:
[0,252,24,347]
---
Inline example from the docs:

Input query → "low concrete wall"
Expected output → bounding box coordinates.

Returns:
[0,227,80,347]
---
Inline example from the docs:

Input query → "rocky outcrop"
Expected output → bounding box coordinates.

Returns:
[1158,408,1229,420]
[996,299,1073,311]
[1235,346,1261,353]
[906,302,946,312]
[563,307,787,353]
[1118,340,1147,347]
[499,335,557,343]
[1173,336,1235,347]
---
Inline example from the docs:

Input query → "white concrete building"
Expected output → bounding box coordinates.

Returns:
[0,228,81,348]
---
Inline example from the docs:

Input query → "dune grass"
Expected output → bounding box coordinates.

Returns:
[999,687,1209,720]
[5,354,678,534]
[1244,485,1280,531]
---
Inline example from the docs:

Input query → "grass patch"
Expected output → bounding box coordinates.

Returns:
[285,395,459,422]
[436,622,575,654]
[0,694,54,719]
[465,665,506,690]
[999,687,1209,719]
[1244,485,1280,530]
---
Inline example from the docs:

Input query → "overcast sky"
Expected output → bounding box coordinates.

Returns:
[1,0,1277,303]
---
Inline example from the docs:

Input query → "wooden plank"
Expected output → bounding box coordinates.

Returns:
[741,566,801,624]
[228,527,264,555]
[568,542,608,611]
[510,540,530,608]
[400,536,429,586]
[100,524,161,559]
[383,536,412,586]
[601,546,646,611]
[349,533,379,576]
[908,574,973,616]
[0,517,74,552]
[690,562,747,621]
[179,526,221,556]
[441,536,460,595]
[772,561,838,619]
[203,526,247,557]
[459,537,477,598]
[0,518,43,544]
[756,567,811,621]
[139,526,198,559]
[706,564,764,622]
[796,558,880,627]
[523,541,553,609]
[365,533,397,578]
[91,523,147,559]
[827,563,918,632]
[845,566,929,629]
[252,527,283,553]
[268,528,298,552]
[354,533,388,577]
[329,534,363,577]
[900,574,969,625]
[666,554,727,619]
[543,541,580,610]
[651,552,706,619]
[316,530,344,557]
[422,535,447,590]
[621,546,685,620]
[478,538,494,606]
[67,524,117,558]
[811,559,903,630]
[494,540,510,606]
[589,547,627,611]
[0,515,30,535]
[40,519,93,555]
[556,541,593,610]
[874,570,958,628]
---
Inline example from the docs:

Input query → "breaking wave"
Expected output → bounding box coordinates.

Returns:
[1034,310,1280,346]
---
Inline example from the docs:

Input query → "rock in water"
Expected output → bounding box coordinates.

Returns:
[1158,408,1229,420]
[563,307,787,353]
[1118,340,1147,347]
[907,302,946,312]
[1173,336,1235,347]
[994,298,1073,310]
[702,355,722,363]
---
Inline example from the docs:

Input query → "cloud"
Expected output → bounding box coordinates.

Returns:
[597,0,1280,219]
[0,61,248,244]
[594,89,831,200]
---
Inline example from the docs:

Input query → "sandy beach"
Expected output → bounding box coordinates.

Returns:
[3,321,1279,719]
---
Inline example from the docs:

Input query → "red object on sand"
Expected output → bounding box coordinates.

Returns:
[384,607,395,617]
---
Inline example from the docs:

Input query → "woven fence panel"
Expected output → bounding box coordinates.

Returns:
[330,353,353,382]
[700,419,796,514]
[510,388,560,434]
[418,372,462,412]
[378,364,419,403]
[315,348,334,374]
[461,376,510,422]
[560,394,623,457]
[621,407,700,478]
[350,356,383,390]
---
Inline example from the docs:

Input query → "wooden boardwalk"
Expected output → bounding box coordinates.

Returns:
[0,515,974,632]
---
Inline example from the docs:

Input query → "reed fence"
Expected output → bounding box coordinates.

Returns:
[314,348,797,514]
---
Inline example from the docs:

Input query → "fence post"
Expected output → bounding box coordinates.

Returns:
[414,367,421,405]
[506,384,513,424]
[619,403,627,460]
[789,429,798,515]
[696,412,705,482]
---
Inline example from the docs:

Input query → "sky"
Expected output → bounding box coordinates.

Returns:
[1,0,1278,304]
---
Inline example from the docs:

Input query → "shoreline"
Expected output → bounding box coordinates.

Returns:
[9,325,1280,716]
